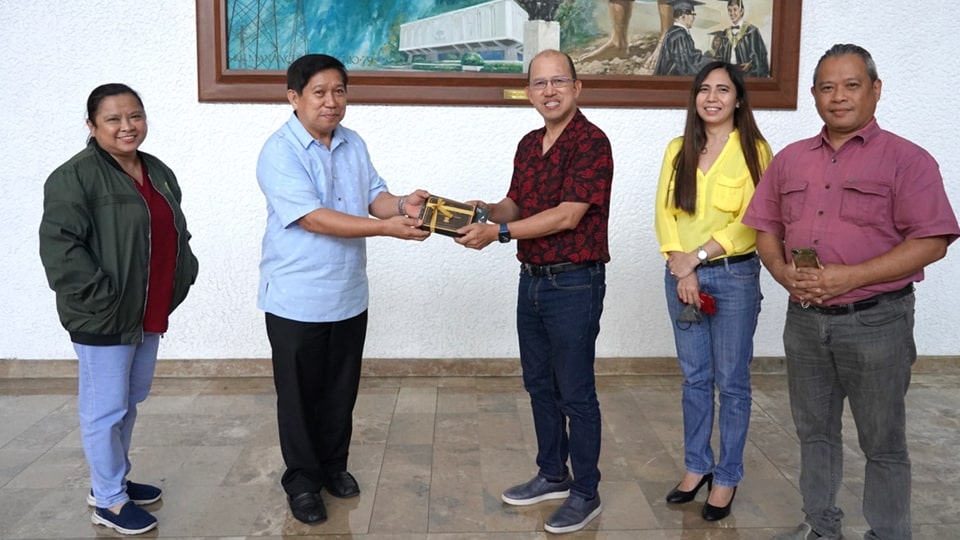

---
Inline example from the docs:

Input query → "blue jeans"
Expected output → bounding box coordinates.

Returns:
[663,256,760,487]
[784,294,915,540]
[74,334,160,508]
[517,264,605,500]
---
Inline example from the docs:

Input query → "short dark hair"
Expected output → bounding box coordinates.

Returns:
[287,54,349,94]
[86,83,144,126]
[526,49,577,83]
[813,44,879,85]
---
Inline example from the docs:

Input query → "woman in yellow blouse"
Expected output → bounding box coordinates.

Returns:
[654,61,771,522]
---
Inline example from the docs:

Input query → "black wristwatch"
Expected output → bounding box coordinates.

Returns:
[498,222,511,243]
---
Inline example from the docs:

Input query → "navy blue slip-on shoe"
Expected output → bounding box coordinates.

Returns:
[544,494,602,534]
[91,503,158,535]
[501,475,571,506]
[87,481,162,506]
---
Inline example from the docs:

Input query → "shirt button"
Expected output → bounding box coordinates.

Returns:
[831,158,836,163]
[825,184,831,189]
[818,210,824,216]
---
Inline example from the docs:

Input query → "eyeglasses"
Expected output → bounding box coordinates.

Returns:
[529,76,575,90]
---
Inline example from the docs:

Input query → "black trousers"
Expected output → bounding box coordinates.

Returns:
[265,310,367,496]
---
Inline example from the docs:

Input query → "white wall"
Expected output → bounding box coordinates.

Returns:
[2,0,957,361]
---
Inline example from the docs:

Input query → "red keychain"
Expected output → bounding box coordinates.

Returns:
[698,292,717,315]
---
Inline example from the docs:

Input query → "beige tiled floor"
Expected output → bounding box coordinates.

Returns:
[0,373,958,539]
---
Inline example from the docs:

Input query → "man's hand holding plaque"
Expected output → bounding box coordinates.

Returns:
[455,200,508,251]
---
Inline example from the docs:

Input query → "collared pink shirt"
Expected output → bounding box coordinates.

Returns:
[744,118,959,305]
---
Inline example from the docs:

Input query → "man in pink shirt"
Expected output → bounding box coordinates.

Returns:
[744,44,959,540]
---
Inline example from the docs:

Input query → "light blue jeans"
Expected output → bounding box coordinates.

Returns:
[664,256,761,487]
[74,333,160,508]
[784,294,915,540]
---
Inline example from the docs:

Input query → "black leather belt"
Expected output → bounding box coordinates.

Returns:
[798,284,914,315]
[521,261,600,277]
[701,252,757,267]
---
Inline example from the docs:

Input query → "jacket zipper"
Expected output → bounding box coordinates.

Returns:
[151,172,184,320]
[134,175,150,344]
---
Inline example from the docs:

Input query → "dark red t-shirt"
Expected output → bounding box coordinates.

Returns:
[132,162,177,333]
[507,109,613,265]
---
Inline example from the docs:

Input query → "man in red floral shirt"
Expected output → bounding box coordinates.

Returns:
[456,49,613,534]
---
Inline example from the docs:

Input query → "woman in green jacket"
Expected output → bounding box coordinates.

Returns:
[39,83,198,535]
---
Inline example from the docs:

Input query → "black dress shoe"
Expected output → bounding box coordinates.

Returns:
[288,492,327,524]
[665,472,713,504]
[323,471,360,498]
[701,486,736,521]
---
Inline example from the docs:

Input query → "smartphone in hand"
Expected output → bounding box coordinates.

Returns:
[791,247,821,269]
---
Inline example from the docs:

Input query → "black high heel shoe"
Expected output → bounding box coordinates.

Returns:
[701,486,737,521]
[665,472,713,504]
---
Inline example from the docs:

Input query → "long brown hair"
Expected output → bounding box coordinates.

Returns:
[671,61,767,213]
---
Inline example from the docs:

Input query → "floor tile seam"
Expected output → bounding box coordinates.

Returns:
[611,388,689,459]
[749,398,802,445]
[744,397,808,501]
[359,439,385,536]
[372,386,433,533]
[423,389,441,534]
[0,437,62,493]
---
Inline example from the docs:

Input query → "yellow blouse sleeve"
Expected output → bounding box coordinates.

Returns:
[654,137,685,258]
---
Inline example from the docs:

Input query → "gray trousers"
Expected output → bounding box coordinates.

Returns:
[783,293,915,540]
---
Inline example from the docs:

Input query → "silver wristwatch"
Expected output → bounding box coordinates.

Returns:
[696,246,709,265]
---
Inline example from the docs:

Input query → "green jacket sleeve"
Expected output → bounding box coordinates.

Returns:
[38,168,117,315]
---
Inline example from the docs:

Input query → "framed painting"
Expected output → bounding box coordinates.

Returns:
[196,0,801,108]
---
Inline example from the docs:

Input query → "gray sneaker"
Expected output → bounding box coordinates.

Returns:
[501,475,571,506]
[772,522,842,540]
[544,494,602,534]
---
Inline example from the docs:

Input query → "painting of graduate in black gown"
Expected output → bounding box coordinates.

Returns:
[715,0,769,77]
[576,0,774,77]
[705,29,727,60]
[653,0,705,76]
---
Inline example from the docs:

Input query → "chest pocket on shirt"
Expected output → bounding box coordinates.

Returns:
[711,175,746,213]
[780,180,808,224]
[839,180,892,227]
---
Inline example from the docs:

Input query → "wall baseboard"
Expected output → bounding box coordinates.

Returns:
[2,356,959,379]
